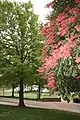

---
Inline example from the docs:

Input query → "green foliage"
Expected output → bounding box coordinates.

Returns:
[54,57,79,77]
[53,57,80,97]
[0,0,43,87]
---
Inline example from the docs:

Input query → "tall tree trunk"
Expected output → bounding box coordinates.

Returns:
[30,86,32,92]
[3,85,4,96]
[18,78,25,107]
[38,84,41,99]
[18,39,25,107]
[37,84,41,99]
[12,84,15,97]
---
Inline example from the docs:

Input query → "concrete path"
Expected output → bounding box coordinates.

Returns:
[0,97,80,113]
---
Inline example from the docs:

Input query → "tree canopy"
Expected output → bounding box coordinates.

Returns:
[0,0,43,106]
[38,0,80,98]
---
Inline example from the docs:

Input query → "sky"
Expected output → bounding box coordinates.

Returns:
[9,0,52,23]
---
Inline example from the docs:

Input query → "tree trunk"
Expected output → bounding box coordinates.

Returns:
[30,86,32,92]
[37,84,41,99]
[18,78,25,107]
[3,86,4,96]
[12,84,15,97]
[38,84,41,99]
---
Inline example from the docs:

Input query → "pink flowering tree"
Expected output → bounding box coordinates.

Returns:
[38,0,80,99]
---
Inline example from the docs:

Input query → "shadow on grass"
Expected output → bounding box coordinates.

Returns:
[0,104,80,120]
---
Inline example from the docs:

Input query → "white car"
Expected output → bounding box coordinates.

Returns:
[23,87,31,92]
[14,87,20,92]
[42,88,49,93]
[32,85,38,91]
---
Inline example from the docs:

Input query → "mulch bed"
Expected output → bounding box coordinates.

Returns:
[41,98,61,102]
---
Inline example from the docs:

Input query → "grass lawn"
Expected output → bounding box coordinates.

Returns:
[0,105,80,120]
[0,91,58,99]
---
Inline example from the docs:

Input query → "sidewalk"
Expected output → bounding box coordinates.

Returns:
[0,97,80,113]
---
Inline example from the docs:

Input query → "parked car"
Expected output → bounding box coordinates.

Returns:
[32,85,38,91]
[14,87,20,92]
[42,88,49,93]
[23,87,31,92]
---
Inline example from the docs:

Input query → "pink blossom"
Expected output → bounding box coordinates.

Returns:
[78,64,80,70]
[45,56,57,69]
[56,13,68,23]
[75,57,80,63]
[75,25,80,32]
[37,64,46,73]
[66,33,77,42]
[65,5,70,11]
[45,2,53,8]
[57,27,68,36]
[48,36,54,44]
[72,7,80,13]
[76,75,80,79]
[68,16,77,23]
[48,80,55,88]
[68,7,80,14]
[75,0,80,3]
[45,0,56,8]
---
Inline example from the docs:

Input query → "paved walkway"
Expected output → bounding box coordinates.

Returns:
[0,97,80,113]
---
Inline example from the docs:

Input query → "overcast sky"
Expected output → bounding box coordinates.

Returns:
[9,0,52,23]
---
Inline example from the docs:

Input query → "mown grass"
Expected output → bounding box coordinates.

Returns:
[0,105,80,120]
[0,91,57,99]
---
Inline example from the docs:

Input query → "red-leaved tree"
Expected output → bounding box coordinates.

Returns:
[38,0,80,98]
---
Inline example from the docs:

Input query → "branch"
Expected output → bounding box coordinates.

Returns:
[23,51,28,62]
[15,45,20,56]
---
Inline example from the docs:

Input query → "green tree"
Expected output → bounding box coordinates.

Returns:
[0,0,43,107]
